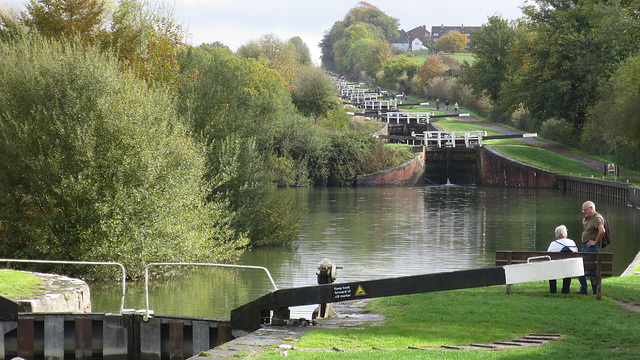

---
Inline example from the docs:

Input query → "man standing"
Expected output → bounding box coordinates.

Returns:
[577,201,606,294]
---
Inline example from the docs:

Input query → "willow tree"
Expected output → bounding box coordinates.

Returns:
[177,44,304,247]
[0,37,247,278]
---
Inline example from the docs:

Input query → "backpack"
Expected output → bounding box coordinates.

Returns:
[601,214,611,248]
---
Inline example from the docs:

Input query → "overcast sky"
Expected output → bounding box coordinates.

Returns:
[1,0,528,64]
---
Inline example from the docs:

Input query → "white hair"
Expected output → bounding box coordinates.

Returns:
[555,225,568,239]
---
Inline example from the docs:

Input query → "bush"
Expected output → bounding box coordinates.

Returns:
[308,130,377,186]
[540,118,579,145]
[0,37,246,278]
[291,67,339,117]
[509,105,541,132]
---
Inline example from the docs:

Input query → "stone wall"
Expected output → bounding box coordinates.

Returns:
[357,150,425,186]
[15,272,92,313]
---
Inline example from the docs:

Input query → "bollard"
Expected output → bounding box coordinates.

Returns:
[315,259,340,319]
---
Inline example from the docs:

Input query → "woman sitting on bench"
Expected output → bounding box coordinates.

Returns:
[547,225,579,294]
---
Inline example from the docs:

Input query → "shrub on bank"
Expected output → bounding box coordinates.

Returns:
[0,37,247,278]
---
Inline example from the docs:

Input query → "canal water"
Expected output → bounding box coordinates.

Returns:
[90,186,640,319]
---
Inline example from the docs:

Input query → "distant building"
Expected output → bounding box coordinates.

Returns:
[430,25,481,45]
[390,25,431,52]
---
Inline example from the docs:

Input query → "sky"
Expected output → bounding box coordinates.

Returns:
[1,0,527,65]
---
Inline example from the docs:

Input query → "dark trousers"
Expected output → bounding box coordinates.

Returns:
[549,278,572,294]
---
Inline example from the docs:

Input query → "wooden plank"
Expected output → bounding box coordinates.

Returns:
[169,321,183,360]
[17,317,34,359]
[497,261,612,274]
[75,317,92,360]
[496,251,613,262]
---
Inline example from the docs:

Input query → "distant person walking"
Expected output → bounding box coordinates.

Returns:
[436,99,440,111]
[445,100,449,110]
[454,102,459,114]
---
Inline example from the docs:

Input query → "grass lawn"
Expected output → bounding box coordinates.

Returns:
[0,269,42,299]
[406,52,475,65]
[254,276,640,359]
[434,119,633,182]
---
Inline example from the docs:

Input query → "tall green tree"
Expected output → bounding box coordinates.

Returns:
[0,37,246,277]
[237,34,301,88]
[177,44,303,246]
[15,0,187,88]
[363,40,391,78]
[584,51,640,167]
[463,16,516,102]
[105,0,187,87]
[288,36,312,65]
[501,0,640,126]
[320,1,398,76]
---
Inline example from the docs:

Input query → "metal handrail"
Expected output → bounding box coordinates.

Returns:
[144,262,278,320]
[0,258,127,313]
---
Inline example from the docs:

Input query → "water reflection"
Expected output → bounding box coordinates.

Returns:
[90,186,640,319]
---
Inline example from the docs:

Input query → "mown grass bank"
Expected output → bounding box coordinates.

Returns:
[0,269,41,299]
[253,275,640,359]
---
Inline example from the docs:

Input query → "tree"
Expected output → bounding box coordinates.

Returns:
[178,45,294,150]
[434,31,467,53]
[106,0,187,87]
[22,0,107,43]
[320,2,398,74]
[0,37,246,278]
[291,67,339,117]
[177,44,304,246]
[417,55,445,86]
[237,34,300,87]
[15,0,188,88]
[363,40,391,78]
[583,50,640,167]
[500,0,640,126]
[463,16,516,102]
[380,55,419,90]
[288,36,312,65]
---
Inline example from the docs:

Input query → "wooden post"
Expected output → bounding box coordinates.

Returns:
[506,251,513,295]
[596,253,603,301]
[17,317,34,360]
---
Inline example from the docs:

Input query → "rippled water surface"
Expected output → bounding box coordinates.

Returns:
[91,186,640,318]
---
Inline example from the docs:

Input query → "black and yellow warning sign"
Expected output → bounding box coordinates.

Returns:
[332,284,368,300]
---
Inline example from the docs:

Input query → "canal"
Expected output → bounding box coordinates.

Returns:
[90,185,640,319]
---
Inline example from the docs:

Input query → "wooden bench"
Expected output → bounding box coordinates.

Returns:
[495,250,614,300]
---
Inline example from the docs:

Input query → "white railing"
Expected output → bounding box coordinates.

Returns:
[384,112,430,124]
[363,99,397,110]
[0,258,127,313]
[143,262,278,320]
[422,131,486,148]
